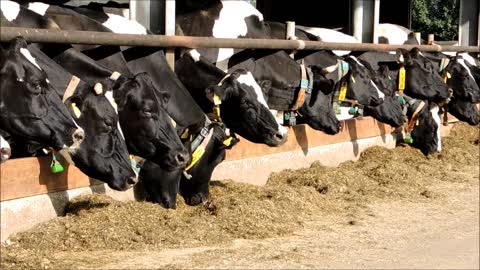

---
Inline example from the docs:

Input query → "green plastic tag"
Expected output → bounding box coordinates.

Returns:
[348,107,357,115]
[404,133,413,144]
[51,162,64,173]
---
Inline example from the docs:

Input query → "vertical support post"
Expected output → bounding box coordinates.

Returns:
[372,0,380,44]
[414,32,421,44]
[458,0,479,46]
[165,0,176,71]
[427,34,434,45]
[352,0,374,43]
[286,21,296,59]
[129,0,150,28]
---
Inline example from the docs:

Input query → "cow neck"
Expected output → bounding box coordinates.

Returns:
[402,98,426,144]
[279,63,314,126]
[326,60,364,118]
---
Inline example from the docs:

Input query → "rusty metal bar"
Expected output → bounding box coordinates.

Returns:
[1,27,479,53]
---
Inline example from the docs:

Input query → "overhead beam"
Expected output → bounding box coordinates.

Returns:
[1,27,479,53]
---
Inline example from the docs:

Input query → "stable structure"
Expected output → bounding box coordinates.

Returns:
[0,0,479,242]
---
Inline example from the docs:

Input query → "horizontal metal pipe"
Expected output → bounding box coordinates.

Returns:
[1,27,479,53]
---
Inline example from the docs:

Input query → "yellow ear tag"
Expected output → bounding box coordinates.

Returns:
[446,72,451,79]
[180,128,190,140]
[184,146,205,171]
[223,137,233,147]
[338,81,347,101]
[398,67,406,91]
[213,94,222,105]
[71,102,81,118]
[350,76,356,84]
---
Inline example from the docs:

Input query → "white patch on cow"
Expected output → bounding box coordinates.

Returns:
[347,55,365,67]
[103,13,147,35]
[430,105,442,152]
[27,2,49,16]
[335,106,355,121]
[296,26,359,56]
[105,91,125,140]
[236,72,288,135]
[46,78,50,84]
[377,23,411,45]
[188,49,201,62]
[370,80,385,100]
[212,1,263,68]
[19,48,42,70]
[457,58,475,80]
[1,0,20,22]
[458,53,477,66]
[0,135,10,161]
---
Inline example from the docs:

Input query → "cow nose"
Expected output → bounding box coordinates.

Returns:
[1,147,11,162]
[175,150,190,167]
[274,131,288,145]
[127,176,138,186]
[72,128,85,144]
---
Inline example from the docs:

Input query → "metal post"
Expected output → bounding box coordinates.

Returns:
[427,34,434,45]
[286,21,296,58]
[165,0,176,70]
[414,32,421,44]
[373,0,380,44]
[352,0,374,43]
[458,0,479,46]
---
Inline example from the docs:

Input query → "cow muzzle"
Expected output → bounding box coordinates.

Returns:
[0,146,11,163]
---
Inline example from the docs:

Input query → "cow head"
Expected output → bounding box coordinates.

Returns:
[296,68,341,134]
[447,97,480,126]
[443,54,480,103]
[320,56,385,107]
[405,99,441,156]
[140,124,239,208]
[110,72,189,171]
[63,82,138,191]
[398,48,450,102]
[138,160,182,209]
[0,37,84,153]
[363,65,404,127]
[205,70,287,146]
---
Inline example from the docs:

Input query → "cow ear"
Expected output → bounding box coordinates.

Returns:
[9,36,28,54]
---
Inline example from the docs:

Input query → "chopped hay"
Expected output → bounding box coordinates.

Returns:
[1,123,478,269]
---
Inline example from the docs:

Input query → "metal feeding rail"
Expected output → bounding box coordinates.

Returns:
[1,27,479,53]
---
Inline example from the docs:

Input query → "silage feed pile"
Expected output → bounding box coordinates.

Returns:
[1,123,479,269]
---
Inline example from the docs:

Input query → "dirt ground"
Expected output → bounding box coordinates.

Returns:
[16,165,477,270]
[2,124,479,269]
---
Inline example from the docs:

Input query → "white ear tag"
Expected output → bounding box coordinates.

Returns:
[94,83,103,95]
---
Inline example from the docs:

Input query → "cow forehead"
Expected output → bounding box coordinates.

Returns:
[19,48,42,70]
[0,0,20,22]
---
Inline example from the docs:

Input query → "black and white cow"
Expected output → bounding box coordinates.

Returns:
[2,1,190,170]
[0,36,85,157]
[27,43,138,191]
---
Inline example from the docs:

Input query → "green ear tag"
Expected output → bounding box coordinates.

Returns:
[397,96,406,105]
[348,107,357,115]
[131,158,140,173]
[404,133,413,144]
[51,161,64,173]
